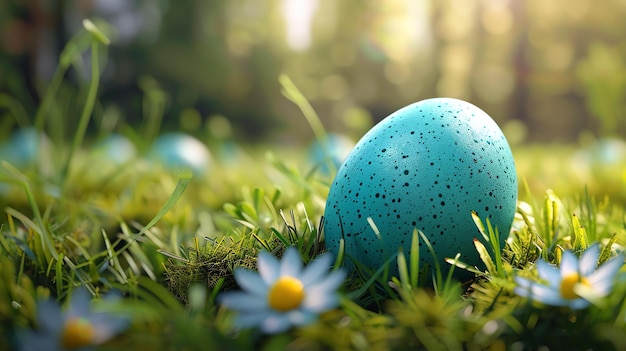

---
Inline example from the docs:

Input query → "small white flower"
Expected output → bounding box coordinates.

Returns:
[219,246,346,334]
[514,244,624,309]
[18,288,128,351]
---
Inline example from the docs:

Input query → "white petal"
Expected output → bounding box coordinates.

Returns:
[308,270,346,295]
[512,278,535,299]
[257,250,280,285]
[514,282,568,306]
[536,260,562,288]
[587,253,625,295]
[280,247,303,278]
[513,276,534,289]
[301,253,333,287]
[35,299,63,335]
[302,270,346,312]
[287,309,317,327]
[218,291,269,312]
[260,313,293,334]
[560,251,579,276]
[67,288,92,318]
[303,292,340,312]
[579,244,600,276]
[513,286,530,299]
[234,269,268,297]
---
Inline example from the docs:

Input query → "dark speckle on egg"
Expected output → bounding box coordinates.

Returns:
[323,98,518,280]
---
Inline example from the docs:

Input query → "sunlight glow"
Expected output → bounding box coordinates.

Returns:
[362,0,432,64]
[282,0,318,51]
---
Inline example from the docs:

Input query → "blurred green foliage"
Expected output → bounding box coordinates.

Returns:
[1,0,626,143]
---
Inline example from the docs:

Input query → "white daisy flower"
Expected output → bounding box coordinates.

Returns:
[514,244,624,309]
[17,288,128,351]
[219,246,346,334]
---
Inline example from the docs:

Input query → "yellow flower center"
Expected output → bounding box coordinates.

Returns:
[560,273,590,299]
[61,317,96,350]
[268,276,305,311]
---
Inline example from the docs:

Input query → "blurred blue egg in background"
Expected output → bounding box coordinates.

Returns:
[0,127,52,170]
[307,133,355,175]
[590,138,626,168]
[147,132,211,177]
[91,133,138,165]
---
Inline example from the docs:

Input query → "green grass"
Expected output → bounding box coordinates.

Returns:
[2,20,626,351]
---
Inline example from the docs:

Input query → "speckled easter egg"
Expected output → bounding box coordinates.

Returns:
[323,98,517,279]
[148,132,211,176]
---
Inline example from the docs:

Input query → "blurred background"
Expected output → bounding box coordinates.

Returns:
[1,0,625,145]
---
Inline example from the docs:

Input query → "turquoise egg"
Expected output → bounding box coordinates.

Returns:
[91,133,137,165]
[148,132,211,176]
[0,127,51,169]
[589,138,626,169]
[307,133,355,175]
[0,127,53,195]
[323,98,518,279]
